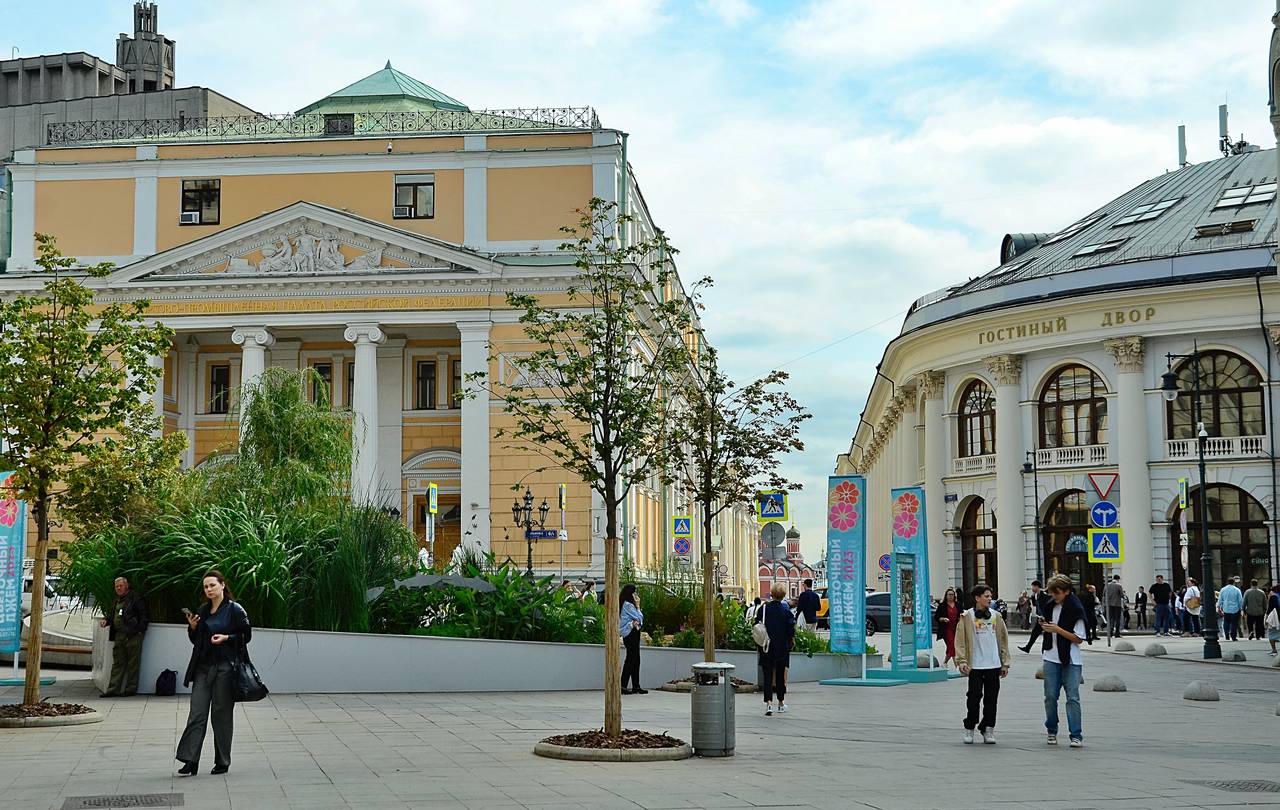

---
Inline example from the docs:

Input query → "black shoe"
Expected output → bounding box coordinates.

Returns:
[633,688,649,695]
[621,688,634,695]
[210,765,229,775]
[177,761,197,776]
[1017,644,1032,654]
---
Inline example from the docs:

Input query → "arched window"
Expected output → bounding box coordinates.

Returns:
[958,380,995,458]
[1043,490,1103,594]
[1171,484,1270,586]
[1039,365,1108,448]
[959,498,997,596]
[1166,351,1264,439]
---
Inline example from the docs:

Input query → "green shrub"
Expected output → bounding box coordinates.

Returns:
[670,627,704,649]
[793,628,828,655]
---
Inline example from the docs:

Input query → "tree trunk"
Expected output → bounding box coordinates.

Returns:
[22,495,49,705]
[603,532,621,738]
[702,510,715,663]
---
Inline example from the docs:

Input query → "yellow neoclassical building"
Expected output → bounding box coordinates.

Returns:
[1,63,759,592]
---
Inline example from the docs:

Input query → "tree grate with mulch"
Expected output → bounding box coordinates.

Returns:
[541,729,687,749]
[666,676,755,689]
[0,702,95,719]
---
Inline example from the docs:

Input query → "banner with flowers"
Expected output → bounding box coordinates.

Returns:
[0,471,27,655]
[826,475,866,654]
[890,486,931,652]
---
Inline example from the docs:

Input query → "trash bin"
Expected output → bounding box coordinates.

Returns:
[690,661,735,757]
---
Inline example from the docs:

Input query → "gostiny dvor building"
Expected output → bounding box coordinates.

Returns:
[842,141,1280,600]
[0,62,760,592]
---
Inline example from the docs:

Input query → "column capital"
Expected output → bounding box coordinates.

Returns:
[1267,323,1280,351]
[343,323,385,345]
[1103,335,1146,374]
[916,370,946,401]
[457,321,493,339]
[983,354,1023,386]
[231,326,275,348]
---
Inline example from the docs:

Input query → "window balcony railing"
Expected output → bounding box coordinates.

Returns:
[952,454,997,476]
[1165,435,1268,461]
[1035,444,1108,469]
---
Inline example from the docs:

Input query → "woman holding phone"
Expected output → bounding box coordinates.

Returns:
[176,570,251,776]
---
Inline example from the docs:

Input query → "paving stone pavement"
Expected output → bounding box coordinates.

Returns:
[2,642,1278,810]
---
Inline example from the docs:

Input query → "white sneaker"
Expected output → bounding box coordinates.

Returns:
[962,729,974,744]
[1069,737,1083,748]
[982,729,996,745]
[777,703,788,713]
[764,703,773,716]
[1046,734,1058,746]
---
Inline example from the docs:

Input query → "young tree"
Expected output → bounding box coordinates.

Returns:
[482,199,691,738]
[0,234,172,705]
[672,342,810,662]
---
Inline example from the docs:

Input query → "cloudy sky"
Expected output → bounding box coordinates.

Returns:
[10,1,1276,559]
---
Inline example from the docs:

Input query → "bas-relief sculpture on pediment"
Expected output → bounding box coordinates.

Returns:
[166,218,451,277]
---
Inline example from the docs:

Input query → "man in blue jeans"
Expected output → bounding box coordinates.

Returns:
[1149,575,1173,636]
[1040,574,1087,748]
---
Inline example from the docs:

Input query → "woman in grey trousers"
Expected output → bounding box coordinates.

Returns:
[176,570,251,776]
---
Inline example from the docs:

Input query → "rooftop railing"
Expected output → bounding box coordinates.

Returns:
[45,107,602,146]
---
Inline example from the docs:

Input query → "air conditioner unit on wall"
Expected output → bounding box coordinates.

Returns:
[392,206,412,218]
[179,211,200,225]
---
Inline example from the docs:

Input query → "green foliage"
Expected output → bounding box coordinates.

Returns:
[721,600,759,651]
[793,628,829,656]
[58,368,415,633]
[369,556,605,644]
[669,627,704,649]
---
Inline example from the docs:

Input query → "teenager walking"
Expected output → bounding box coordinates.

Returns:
[1017,580,1050,653]
[954,584,1010,744]
[1040,574,1086,748]
[176,570,251,776]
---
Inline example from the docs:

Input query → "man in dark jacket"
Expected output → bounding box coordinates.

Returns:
[100,576,148,697]
[795,579,821,630]
[1102,575,1126,638]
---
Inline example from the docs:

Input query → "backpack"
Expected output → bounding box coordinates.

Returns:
[155,668,177,696]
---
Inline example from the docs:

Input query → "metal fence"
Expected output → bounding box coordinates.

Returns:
[46,107,602,146]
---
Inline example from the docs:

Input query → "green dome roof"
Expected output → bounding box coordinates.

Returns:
[296,61,469,115]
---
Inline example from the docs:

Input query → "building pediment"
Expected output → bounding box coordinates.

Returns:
[112,202,498,284]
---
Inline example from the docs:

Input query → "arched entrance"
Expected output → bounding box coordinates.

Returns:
[1043,490,1103,594]
[1171,484,1271,586]
[959,497,997,595]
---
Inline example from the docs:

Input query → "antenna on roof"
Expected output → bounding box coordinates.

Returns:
[1177,125,1189,168]
[1218,103,1253,157]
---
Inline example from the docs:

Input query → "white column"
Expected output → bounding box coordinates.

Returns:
[1106,337,1155,592]
[178,341,198,469]
[918,371,948,591]
[8,156,36,270]
[132,166,158,258]
[344,323,385,504]
[148,352,166,436]
[231,326,275,435]
[436,351,451,409]
[986,354,1026,596]
[459,321,492,552]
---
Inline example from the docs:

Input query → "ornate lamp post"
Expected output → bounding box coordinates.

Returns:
[1022,450,1046,584]
[511,487,550,577]
[1159,345,1222,660]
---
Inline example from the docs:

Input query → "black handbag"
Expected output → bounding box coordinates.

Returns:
[232,644,269,703]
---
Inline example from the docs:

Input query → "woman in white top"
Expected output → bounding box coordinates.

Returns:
[1182,578,1202,636]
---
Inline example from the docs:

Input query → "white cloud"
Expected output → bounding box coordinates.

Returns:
[700,0,758,26]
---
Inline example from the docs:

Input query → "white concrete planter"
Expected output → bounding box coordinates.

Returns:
[94,623,880,695]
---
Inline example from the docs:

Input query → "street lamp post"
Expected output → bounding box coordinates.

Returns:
[510,487,550,578]
[1022,451,1046,584]
[1160,345,1222,660]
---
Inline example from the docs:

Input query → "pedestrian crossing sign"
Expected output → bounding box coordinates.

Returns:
[1087,528,1123,563]
[427,482,438,515]
[672,516,693,538]
[755,490,788,523]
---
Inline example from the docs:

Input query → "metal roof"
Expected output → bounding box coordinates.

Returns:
[905,148,1278,331]
[296,61,469,115]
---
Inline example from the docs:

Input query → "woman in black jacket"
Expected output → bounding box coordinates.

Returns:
[176,570,251,776]
[755,583,796,716]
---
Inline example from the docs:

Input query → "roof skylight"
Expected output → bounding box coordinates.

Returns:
[1072,239,1128,258]
[1042,214,1105,245]
[1193,219,1258,238]
[1113,197,1181,226]
[1213,182,1276,209]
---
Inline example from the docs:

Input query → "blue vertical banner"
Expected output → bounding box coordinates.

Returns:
[826,475,866,654]
[0,471,28,655]
[890,486,931,652]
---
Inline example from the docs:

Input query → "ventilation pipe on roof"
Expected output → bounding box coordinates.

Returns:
[1178,125,1189,168]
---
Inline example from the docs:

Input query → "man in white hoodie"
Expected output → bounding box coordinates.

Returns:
[954,584,1011,745]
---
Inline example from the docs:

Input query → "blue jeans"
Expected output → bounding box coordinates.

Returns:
[1043,660,1083,740]
[1154,604,1171,634]
[1222,612,1240,640]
